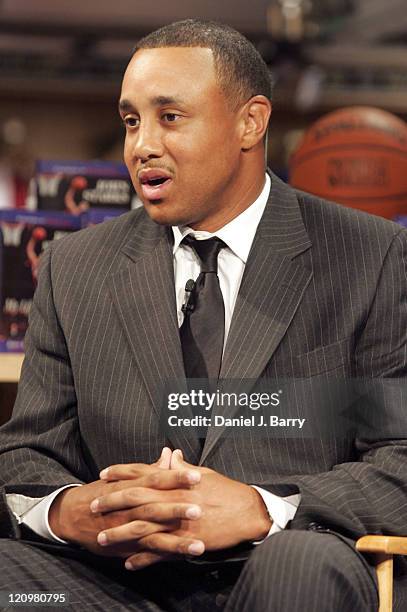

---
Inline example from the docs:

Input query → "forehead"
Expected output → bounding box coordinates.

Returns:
[120,47,221,106]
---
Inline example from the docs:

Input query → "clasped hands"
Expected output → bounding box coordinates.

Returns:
[49,448,271,570]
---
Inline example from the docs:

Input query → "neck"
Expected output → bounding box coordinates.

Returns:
[190,165,267,233]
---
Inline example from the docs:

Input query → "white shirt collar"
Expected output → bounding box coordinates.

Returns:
[172,173,271,264]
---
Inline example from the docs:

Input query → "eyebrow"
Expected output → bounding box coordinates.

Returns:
[118,95,185,114]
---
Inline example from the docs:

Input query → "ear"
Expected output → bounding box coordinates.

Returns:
[239,95,272,150]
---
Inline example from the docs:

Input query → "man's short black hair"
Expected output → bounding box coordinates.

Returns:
[133,19,273,109]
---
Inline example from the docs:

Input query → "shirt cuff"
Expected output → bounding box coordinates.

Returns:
[18,484,82,544]
[250,485,301,543]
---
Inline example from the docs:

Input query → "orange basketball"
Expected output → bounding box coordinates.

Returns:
[289,107,407,219]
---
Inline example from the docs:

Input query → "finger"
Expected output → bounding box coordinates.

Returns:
[125,552,175,571]
[136,532,205,557]
[91,472,200,513]
[97,520,170,547]
[170,448,197,471]
[170,448,184,469]
[129,502,202,522]
[155,447,172,469]
[139,468,201,490]
[90,486,160,513]
[100,449,174,481]
[99,463,154,481]
[170,450,212,475]
[91,483,201,517]
[100,460,197,484]
[173,448,183,461]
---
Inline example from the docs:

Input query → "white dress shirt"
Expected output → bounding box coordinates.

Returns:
[7,173,300,542]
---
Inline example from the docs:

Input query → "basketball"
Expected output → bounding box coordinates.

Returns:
[32,227,47,241]
[70,175,88,190]
[289,106,407,219]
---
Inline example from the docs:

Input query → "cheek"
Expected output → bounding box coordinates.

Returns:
[123,137,132,165]
[174,120,231,160]
[175,136,234,175]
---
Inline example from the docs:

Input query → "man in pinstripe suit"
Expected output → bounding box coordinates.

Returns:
[0,19,406,611]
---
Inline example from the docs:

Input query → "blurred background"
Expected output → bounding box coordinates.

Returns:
[1,0,407,416]
[1,0,407,183]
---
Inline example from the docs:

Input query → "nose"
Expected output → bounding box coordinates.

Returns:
[129,120,164,161]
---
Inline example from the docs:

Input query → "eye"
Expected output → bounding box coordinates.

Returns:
[123,115,139,128]
[162,113,181,123]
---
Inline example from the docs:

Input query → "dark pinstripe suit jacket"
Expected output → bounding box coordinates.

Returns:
[1,172,406,583]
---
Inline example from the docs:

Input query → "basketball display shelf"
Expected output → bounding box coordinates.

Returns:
[0,210,82,354]
[289,106,407,220]
[35,160,135,214]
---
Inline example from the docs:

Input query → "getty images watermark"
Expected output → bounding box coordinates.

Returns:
[160,384,309,438]
[167,389,305,429]
[159,378,407,439]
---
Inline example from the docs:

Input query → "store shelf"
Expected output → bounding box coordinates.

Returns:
[0,353,24,383]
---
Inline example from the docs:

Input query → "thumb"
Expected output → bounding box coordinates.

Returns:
[156,447,172,469]
[170,448,188,469]
[170,450,205,484]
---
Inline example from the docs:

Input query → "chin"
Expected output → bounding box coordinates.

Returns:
[144,201,197,227]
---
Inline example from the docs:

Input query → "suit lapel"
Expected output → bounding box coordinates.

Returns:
[200,173,313,463]
[108,211,200,458]
[107,173,313,464]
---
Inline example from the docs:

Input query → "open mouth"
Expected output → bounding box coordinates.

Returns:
[138,169,173,200]
[139,169,172,185]
[144,177,170,187]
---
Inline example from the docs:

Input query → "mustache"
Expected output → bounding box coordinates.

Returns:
[137,163,175,179]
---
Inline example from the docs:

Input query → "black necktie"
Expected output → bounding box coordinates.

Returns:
[180,235,226,381]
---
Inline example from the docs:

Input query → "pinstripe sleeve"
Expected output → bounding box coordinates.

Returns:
[0,242,91,537]
[262,229,407,538]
